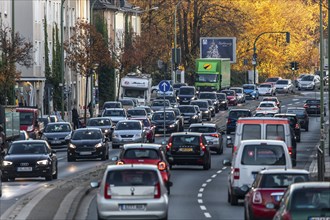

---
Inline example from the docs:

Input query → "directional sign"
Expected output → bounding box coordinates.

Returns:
[158,80,171,93]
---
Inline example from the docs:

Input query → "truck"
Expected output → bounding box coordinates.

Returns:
[15,106,43,139]
[194,58,231,91]
[119,73,152,106]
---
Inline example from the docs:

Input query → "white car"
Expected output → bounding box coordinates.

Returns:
[91,164,169,220]
[258,83,276,96]
[256,101,280,114]
[298,74,321,90]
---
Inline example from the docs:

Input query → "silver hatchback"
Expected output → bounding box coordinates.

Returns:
[91,164,169,220]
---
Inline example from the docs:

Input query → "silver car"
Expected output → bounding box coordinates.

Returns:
[91,164,169,220]
[112,120,146,149]
[101,108,127,125]
[275,79,294,93]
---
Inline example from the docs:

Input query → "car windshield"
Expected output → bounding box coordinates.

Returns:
[241,144,286,165]
[103,102,121,108]
[45,124,71,132]
[191,102,208,108]
[229,111,251,119]
[105,170,158,186]
[287,109,305,116]
[116,122,141,130]
[196,74,218,82]
[231,88,243,93]
[104,110,125,117]
[276,80,288,85]
[87,119,111,126]
[165,96,177,103]
[188,127,217,133]
[222,90,234,96]
[123,149,159,159]
[179,88,195,95]
[301,75,314,81]
[172,135,200,147]
[178,106,195,113]
[120,100,134,105]
[199,93,217,99]
[216,93,226,100]
[260,174,309,188]
[127,109,146,116]
[152,100,170,106]
[263,98,277,102]
[152,112,175,120]
[71,130,103,140]
[173,83,186,88]
[8,143,47,154]
[243,85,255,90]
[259,84,272,88]
[291,188,330,211]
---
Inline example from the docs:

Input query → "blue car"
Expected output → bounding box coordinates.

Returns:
[226,109,252,134]
[243,84,259,100]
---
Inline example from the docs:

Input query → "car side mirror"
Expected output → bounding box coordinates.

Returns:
[222,159,231,166]
[90,181,100,188]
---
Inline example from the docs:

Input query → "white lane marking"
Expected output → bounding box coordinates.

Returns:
[198,199,203,204]
[202,183,207,187]
[211,174,217,178]
[198,193,203,197]
[292,99,299,101]
[222,167,227,170]
[206,179,212,183]
[204,213,212,218]
[217,170,222,174]
[200,205,207,210]
[199,188,204,192]
[288,103,293,105]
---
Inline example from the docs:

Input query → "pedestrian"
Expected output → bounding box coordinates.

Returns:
[72,106,80,130]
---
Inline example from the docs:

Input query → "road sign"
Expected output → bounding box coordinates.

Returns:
[158,80,171,93]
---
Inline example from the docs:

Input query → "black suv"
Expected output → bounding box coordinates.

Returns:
[166,132,211,170]
[151,110,180,134]
[216,92,228,110]
[274,113,301,142]
[286,107,309,131]
[177,86,197,105]
[198,91,220,113]
[190,100,212,121]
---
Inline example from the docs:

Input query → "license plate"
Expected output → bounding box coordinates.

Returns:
[80,151,92,155]
[123,139,132,142]
[51,140,62,144]
[17,167,32,172]
[310,106,317,108]
[179,148,193,152]
[120,204,146,211]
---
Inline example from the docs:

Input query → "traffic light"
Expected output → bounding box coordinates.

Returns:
[290,61,299,70]
[295,62,299,70]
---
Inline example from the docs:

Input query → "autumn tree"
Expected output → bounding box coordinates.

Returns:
[0,24,33,105]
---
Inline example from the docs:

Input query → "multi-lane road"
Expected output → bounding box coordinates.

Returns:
[0,91,327,219]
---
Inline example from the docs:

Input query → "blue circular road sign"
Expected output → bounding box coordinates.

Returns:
[158,80,171,93]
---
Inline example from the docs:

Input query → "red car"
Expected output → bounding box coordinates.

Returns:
[131,117,155,143]
[244,169,310,220]
[114,143,172,193]
[221,90,238,106]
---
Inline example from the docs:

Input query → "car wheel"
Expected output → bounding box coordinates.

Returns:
[45,172,53,181]
[52,164,58,179]
[230,190,238,206]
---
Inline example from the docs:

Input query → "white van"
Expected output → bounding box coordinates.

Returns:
[224,140,292,206]
[227,117,297,166]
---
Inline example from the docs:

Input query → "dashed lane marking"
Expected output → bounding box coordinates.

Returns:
[198,199,203,204]
[204,213,212,218]
[200,206,207,210]
[216,170,222,174]
[202,183,207,187]
[199,188,204,192]
[206,179,212,183]
[211,174,217,178]
[198,193,203,197]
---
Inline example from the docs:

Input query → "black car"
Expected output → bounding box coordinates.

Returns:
[198,91,220,113]
[165,96,179,108]
[274,113,301,142]
[41,122,73,147]
[1,140,58,181]
[177,86,197,105]
[165,132,211,170]
[226,109,252,134]
[165,108,184,132]
[86,117,115,139]
[151,111,180,134]
[303,99,326,116]
[206,99,216,117]
[190,100,212,121]
[173,82,188,96]
[286,107,309,131]
[216,92,229,110]
[67,128,109,161]
[178,105,203,126]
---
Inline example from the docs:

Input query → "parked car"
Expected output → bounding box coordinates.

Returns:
[67,128,109,161]
[151,110,180,134]
[275,79,294,93]
[223,140,293,205]
[112,120,147,149]
[242,84,259,100]
[216,92,229,110]
[226,109,252,134]
[273,182,330,220]
[190,100,212,121]
[256,101,280,114]
[221,90,238,106]
[230,87,246,103]
[91,164,169,220]
[178,105,203,126]
[258,83,276,96]
[166,132,211,170]
[101,108,128,125]
[177,86,197,105]
[286,107,309,131]
[274,113,301,142]
[41,122,73,147]
[198,91,220,112]
[1,140,58,181]
[188,123,224,154]
[86,117,114,139]
[303,99,326,116]
[133,117,156,143]
[113,143,172,192]
[244,169,310,220]
[298,74,321,90]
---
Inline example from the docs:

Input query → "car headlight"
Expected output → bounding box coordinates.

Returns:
[65,134,71,140]
[204,110,209,114]
[37,159,49,165]
[104,129,109,133]
[69,143,76,149]
[221,101,226,104]
[169,123,176,128]
[191,115,198,119]
[95,143,102,148]
[134,133,142,138]
[2,160,13,166]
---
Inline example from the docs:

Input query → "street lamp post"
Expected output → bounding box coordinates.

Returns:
[60,0,65,119]
[174,0,182,84]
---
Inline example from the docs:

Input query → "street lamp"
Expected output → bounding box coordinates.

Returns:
[173,0,182,84]
[60,0,65,119]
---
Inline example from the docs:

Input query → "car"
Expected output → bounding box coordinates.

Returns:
[188,123,224,154]
[244,169,310,220]
[216,92,229,110]
[133,117,156,143]
[256,101,280,114]
[118,99,136,110]
[157,86,175,97]
[265,77,282,86]
[223,140,293,206]
[303,99,326,116]
[226,109,252,134]
[164,95,179,108]
[112,120,147,149]
[127,108,148,118]
[275,79,294,93]
[135,105,154,119]
[102,101,122,109]
[151,110,180,134]
[18,130,31,140]
[190,100,212,121]
[258,83,276,96]
[205,99,216,117]
[49,114,61,123]
[41,122,73,147]
[165,108,184,132]
[262,96,281,110]
[178,105,203,126]
[1,140,58,181]
[86,117,115,139]
[242,84,259,100]
[165,132,211,170]
[298,74,321,90]
[294,73,307,87]
[67,128,109,161]
[230,87,246,103]
[286,107,309,131]
[274,114,301,142]
[273,182,330,220]
[38,115,51,128]
[177,86,197,105]
[221,89,238,106]
[172,82,188,95]
[198,91,220,112]
[101,108,128,125]
[113,143,172,192]
[150,99,171,112]
[253,112,276,117]
[91,164,169,220]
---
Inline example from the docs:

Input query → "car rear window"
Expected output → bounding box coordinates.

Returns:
[259,84,271,88]
[127,109,146,116]
[191,101,208,108]
[188,127,217,133]
[241,144,286,165]
[242,124,261,140]
[260,174,309,188]
[116,122,141,130]
[106,170,158,186]
[199,93,217,99]
[172,135,200,147]
[152,112,175,120]
[266,125,285,141]
[104,110,125,116]
[229,111,251,119]
[123,149,159,159]
[178,106,195,113]
[291,188,330,211]
[103,102,121,108]
[287,109,305,115]
[305,100,320,104]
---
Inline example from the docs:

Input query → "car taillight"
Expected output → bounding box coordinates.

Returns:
[116,161,124,165]
[200,137,206,151]
[252,191,262,204]
[158,161,167,171]
[166,136,173,151]
[154,182,161,199]
[233,168,240,180]
[211,134,219,138]
[282,211,292,220]
[104,183,112,199]
[233,145,238,153]
[288,146,292,155]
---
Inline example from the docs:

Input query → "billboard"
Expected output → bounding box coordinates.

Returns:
[200,37,236,63]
